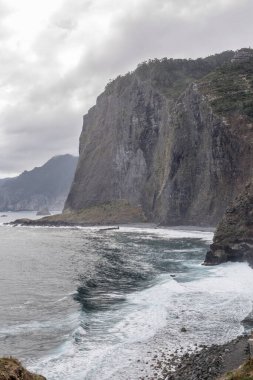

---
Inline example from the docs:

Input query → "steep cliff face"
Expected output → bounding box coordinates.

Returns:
[0,155,78,212]
[204,181,253,266]
[64,49,253,226]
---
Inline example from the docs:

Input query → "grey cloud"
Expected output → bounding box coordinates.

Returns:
[0,0,252,177]
[0,102,80,175]
[0,1,12,33]
[54,18,77,31]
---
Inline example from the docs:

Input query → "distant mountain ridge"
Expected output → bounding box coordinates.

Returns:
[0,154,78,211]
[0,178,9,187]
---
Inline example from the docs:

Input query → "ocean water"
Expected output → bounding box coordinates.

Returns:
[0,212,253,379]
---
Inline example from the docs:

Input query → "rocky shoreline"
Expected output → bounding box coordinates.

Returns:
[145,335,249,380]
[0,336,250,380]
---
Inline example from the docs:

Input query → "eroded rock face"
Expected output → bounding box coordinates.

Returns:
[204,182,253,266]
[0,357,46,380]
[64,50,253,226]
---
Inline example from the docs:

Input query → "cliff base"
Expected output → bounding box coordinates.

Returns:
[11,201,146,226]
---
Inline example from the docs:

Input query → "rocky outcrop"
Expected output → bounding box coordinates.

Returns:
[12,49,253,227]
[204,181,253,266]
[0,155,78,212]
[63,49,253,226]
[12,201,146,226]
[0,357,46,380]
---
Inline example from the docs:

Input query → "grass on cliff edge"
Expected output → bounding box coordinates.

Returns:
[200,60,253,121]
[221,359,253,380]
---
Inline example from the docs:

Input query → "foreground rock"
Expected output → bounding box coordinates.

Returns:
[146,336,249,380]
[0,357,46,380]
[204,181,253,266]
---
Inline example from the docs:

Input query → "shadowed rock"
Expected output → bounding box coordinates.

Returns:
[204,181,253,266]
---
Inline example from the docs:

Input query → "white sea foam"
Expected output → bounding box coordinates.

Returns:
[28,262,253,380]
[2,220,250,380]
[1,217,214,243]
[117,226,214,243]
[190,262,253,295]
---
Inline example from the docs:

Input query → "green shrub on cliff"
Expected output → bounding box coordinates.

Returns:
[200,59,253,121]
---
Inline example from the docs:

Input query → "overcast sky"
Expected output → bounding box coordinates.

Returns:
[0,0,252,177]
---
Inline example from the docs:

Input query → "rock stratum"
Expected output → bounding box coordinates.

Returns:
[16,48,253,229]
[0,155,78,212]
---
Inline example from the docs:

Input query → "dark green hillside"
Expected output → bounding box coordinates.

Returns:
[200,58,253,121]
[105,50,235,100]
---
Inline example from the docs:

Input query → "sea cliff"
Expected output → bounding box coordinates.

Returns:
[64,48,253,226]
[13,48,253,227]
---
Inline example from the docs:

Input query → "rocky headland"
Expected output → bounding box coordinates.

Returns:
[64,48,253,227]
[12,48,253,229]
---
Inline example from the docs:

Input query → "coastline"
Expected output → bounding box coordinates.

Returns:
[0,335,250,380]
[7,216,215,231]
[2,214,251,379]
[145,335,250,380]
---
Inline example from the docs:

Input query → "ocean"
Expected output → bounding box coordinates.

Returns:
[0,212,252,379]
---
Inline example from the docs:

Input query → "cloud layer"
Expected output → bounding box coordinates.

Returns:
[0,0,252,176]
